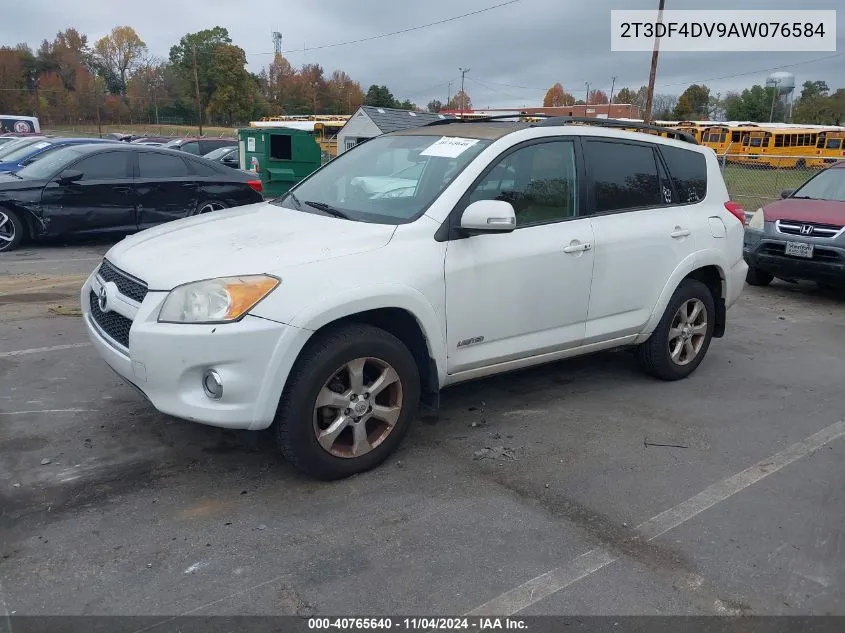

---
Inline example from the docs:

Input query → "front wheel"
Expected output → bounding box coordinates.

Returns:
[274,324,420,480]
[0,208,24,253]
[636,279,716,381]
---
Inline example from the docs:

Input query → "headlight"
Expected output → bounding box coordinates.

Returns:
[158,275,279,324]
[747,209,765,230]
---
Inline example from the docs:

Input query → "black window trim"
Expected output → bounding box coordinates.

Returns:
[435,135,589,242]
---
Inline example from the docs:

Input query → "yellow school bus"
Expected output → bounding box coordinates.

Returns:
[700,124,759,156]
[734,127,824,168]
[807,130,845,169]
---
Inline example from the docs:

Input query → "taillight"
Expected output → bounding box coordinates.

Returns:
[247,179,263,193]
[724,201,745,224]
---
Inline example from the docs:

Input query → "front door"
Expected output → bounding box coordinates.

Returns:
[134,150,201,229]
[40,150,136,237]
[444,139,595,375]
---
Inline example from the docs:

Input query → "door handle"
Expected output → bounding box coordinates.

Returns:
[181,183,196,188]
[670,228,691,238]
[112,186,132,194]
[563,242,592,254]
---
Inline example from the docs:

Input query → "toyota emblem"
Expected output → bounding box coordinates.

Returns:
[98,285,108,312]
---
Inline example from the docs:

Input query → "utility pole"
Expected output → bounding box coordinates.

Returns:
[94,83,102,137]
[609,76,617,105]
[447,81,452,108]
[585,82,591,105]
[458,68,470,117]
[643,0,666,123]
[192,45,203,135]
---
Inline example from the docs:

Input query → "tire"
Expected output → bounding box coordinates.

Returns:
[746,266,774,286]
[274,323,421,480]
[190,199,228,216]
[0,207,24,253]
[636,279,716,381]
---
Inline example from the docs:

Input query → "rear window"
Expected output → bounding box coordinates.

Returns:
[659,145,707,204]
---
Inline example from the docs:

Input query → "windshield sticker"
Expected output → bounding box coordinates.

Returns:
[420,137,480,158]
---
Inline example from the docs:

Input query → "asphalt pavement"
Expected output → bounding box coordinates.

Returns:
[1,242,844,620]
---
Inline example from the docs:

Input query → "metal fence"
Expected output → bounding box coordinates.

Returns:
[718,153,836,214]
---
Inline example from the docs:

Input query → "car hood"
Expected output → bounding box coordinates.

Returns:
[0,174,45,192]
[763,198,845,225]
[105,202,397,290]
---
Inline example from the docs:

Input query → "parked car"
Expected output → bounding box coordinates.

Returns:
[0,143,264,252]
[744,160,845,287]
[160,137,237,155]
[0,136,48,160]
[0,137,118,173]
[203,145,240,169]
[80,118,747,480]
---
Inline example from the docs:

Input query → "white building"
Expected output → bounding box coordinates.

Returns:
[337,106,454,154]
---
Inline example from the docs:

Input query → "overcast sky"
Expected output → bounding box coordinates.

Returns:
[2,0,843,109]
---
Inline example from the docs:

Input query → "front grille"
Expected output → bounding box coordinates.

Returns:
[760,243,842,262]
[89,290,132,348]
[776,220,842,238]
[98,259,148,303]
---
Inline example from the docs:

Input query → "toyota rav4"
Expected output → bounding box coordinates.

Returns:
[81,117,748,480]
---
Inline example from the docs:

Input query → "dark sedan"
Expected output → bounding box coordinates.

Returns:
[743,161,845,287]
[0,143,264,252]
[160,137,237,155]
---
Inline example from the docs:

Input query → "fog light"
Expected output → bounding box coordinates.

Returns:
[202,369,223,400]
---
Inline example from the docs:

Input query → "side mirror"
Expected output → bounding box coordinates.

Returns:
[56,169,83,185]
[781,189,795,199]
[460,200,516,234]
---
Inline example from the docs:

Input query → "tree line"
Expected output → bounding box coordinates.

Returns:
[541,80,844,124]
[0,25,426,128]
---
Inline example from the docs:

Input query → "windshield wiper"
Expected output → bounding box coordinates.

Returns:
[6,171,23,179]
[285,191,303,209]
[304,200,352,220]
[790,195,816,200]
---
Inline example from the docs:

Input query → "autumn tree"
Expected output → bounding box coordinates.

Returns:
[543,83,575,107]
[612,87,636,104]
[93,26,147,94]
[587,89,609,105]
[169,26,232,123]
[445,89,472,111]
[206,44,259,125]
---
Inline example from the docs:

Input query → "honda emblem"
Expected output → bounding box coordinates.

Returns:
[800,224,814,235]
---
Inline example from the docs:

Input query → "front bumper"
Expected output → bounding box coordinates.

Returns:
[743,230,845,285]
[81,270,311,430]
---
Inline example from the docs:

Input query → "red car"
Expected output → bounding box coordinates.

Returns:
[743,161,845,287]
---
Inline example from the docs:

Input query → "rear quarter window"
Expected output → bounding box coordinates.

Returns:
[659,145,708,204]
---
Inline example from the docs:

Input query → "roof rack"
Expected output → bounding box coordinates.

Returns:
[425,114,698,145]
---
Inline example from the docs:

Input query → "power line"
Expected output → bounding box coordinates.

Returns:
[246,0,525,57]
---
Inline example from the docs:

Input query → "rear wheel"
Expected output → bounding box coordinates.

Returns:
[274,324,420,480]
[746,266,774,286]
[190,199,227,216]
[636,279,715,381]
[0,208,24,253]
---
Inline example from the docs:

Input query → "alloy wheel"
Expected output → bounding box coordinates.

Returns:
[668,298,708,366]
[312,357,403,458]
[0,211,15,245]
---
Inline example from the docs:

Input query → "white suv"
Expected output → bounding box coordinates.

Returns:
[81,118,748,480]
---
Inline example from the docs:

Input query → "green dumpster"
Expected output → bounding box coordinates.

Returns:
[237,127,323,199]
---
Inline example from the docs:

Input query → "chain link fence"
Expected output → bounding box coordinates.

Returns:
[718,154,834,217]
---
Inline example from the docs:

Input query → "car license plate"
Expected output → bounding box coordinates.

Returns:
[785,241,813,258]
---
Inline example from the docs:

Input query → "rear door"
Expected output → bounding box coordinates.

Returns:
[134,150,200,229]
[581,138,697,342]
[40,150,135,236]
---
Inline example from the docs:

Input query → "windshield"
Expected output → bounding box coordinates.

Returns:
[272,133,491,224]
[15,146,86,180]
[792,168,845,202]
[204,146,234,160]
[2,140,52,163]
[0,138,48,161]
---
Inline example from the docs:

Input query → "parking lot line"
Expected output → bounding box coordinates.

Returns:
[0,343,90,358]
[0,257,102,265]
[0,408,96,416]
[467,419,845,616]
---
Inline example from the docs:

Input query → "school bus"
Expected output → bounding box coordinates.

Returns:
[734,127,826,168]
[807,130,845,169]
[700,124,759,156]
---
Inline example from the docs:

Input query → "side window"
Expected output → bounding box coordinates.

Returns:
[659,145,708,204]
[74,152,129,180]
[180,141,200,155]
[138,152,191,178]
[466,140,578,227]
[584,140,663,213]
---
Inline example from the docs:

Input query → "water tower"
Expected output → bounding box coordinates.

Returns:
[766,71,795,121]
